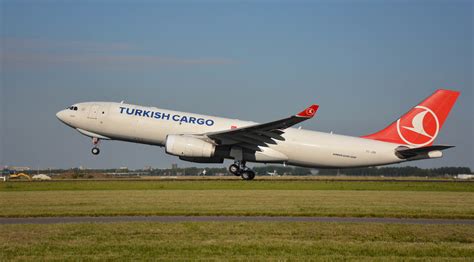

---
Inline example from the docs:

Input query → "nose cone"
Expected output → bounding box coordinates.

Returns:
[56,110,67,123]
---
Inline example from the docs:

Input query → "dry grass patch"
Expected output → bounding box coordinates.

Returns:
[1,190,473,218]
[2,180,473,192]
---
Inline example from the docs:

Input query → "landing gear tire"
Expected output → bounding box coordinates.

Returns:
[229,161,255,180]
[91,147,100,155]
[91,137,101,155]
[229,164,240,176]
[241,170,255,181]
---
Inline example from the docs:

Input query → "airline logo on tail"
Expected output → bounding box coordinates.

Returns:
[396,106,439,146]
[362,89,460,147]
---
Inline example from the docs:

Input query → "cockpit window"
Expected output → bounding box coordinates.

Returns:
[66,106,79,111]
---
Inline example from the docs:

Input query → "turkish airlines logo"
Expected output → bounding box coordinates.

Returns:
[306,108,316,116]
[396,106,439,147]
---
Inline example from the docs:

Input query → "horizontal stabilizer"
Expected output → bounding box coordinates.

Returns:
[395,145,454,159]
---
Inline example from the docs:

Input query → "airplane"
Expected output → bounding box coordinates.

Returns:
[267,170,280,177]
[56,89,460,180]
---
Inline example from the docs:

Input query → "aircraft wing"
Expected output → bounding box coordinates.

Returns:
[202,104,319,151]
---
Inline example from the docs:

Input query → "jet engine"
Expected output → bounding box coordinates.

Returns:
[165,135,215,158]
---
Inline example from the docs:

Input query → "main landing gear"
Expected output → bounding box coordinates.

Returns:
[91,137,100,155]
[229,161,255,180]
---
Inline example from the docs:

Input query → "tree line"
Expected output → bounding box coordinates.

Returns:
[138,165,472,177]
[6,166,471,177]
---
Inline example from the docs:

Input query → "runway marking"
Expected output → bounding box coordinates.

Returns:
[1,216,473,225]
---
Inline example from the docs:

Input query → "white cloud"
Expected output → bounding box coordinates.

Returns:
[1,38,237,70]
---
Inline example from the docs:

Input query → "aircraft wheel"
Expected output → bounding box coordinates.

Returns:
[241,170,255,180]
[92,147,100,155]
[229,164,240,176]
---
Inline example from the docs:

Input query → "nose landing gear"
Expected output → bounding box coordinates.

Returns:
[91,147,100,155]
[91,137,100,155]
[229,161,255,180]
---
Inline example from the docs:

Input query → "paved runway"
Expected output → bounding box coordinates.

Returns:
[1,216,473,225]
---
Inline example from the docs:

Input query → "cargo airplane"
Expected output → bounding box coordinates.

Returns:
[57,89,459,180]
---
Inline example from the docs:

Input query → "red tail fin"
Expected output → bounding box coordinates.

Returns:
[362,89,460,147]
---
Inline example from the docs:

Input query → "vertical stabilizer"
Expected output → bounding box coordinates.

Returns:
[362,89,460,147]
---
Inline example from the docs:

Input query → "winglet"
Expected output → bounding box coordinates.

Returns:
[296,104,319,118]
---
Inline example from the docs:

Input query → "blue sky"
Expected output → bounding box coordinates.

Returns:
[1,1,472,169]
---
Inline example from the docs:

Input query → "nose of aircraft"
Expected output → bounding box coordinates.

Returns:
[56,110,66,123]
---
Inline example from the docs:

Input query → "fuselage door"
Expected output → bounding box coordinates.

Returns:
[88,105,100,119]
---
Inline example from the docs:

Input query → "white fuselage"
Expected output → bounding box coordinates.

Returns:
[57,102,406,168]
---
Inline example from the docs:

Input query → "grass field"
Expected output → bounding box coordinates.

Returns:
[1,222,473,260]
[1,180,473,218]
[2,180,473,191]
[2,180,473,260]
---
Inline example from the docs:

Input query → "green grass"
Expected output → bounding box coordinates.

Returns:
[1,222,473,260]
[1,180,473,192]
[2,180,473,218]
[2,180,473,260]
[2,189,474,218]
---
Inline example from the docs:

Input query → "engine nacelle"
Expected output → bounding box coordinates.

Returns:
[165,135,215,158]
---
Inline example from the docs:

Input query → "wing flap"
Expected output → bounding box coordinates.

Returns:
[241,133,278,145]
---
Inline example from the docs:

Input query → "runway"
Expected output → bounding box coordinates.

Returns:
[1,216,473,225]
